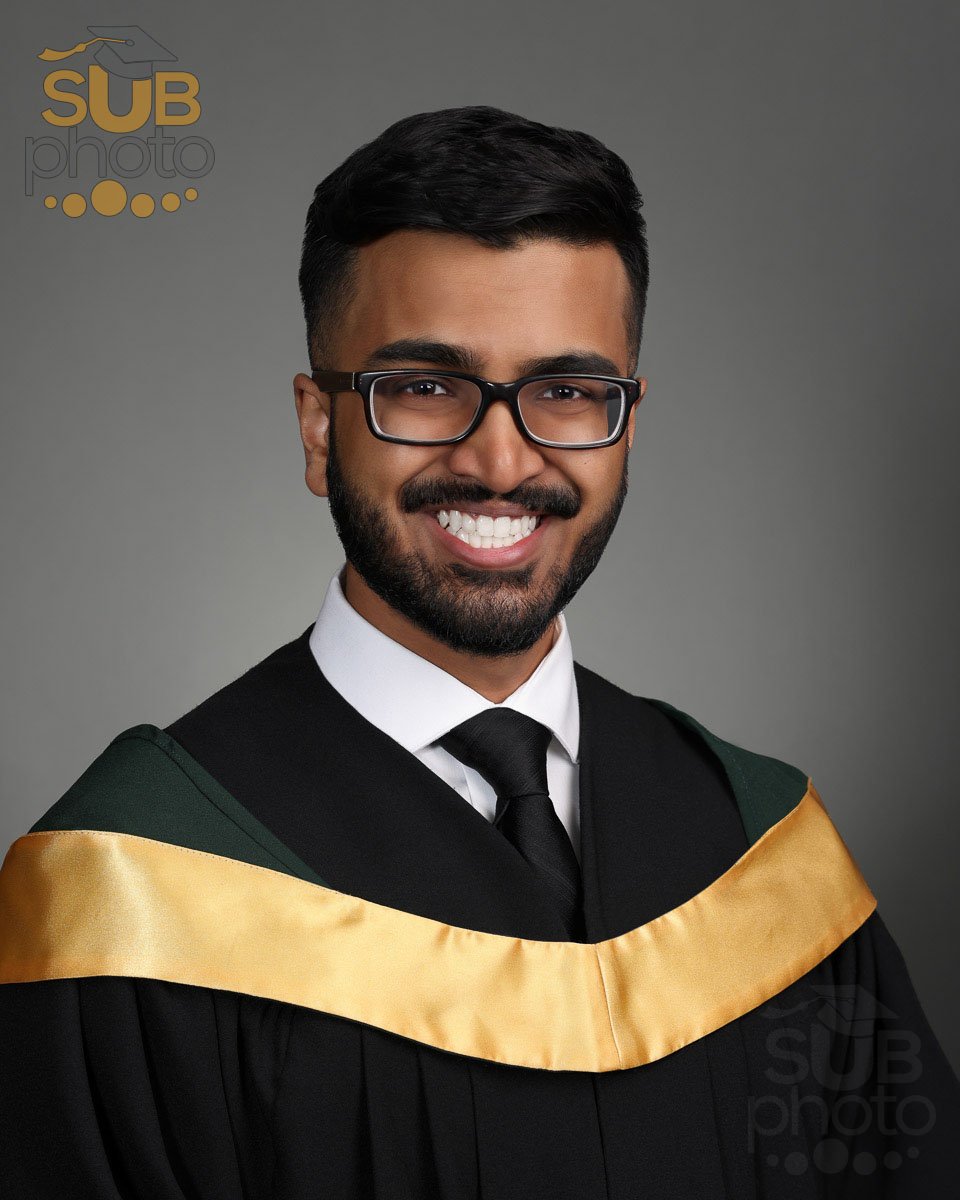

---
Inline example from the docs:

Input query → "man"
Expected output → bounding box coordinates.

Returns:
[1,105,957,1197]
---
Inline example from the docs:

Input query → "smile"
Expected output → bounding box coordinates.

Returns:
[436,508,539,549]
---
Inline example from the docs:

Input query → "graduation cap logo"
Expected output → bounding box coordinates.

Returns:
[29,25,210,217]
[38,26,177,80]
[762,983,899,1037]
[808,984,899,1036]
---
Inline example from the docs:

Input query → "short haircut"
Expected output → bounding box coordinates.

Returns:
[298,105,649,375]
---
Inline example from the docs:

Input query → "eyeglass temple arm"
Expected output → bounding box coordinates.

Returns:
[311,370,357,392]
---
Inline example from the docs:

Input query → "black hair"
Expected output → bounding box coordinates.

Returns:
[298,105,649,375]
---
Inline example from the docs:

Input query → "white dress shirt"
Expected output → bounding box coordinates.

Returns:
[309,563,582,860]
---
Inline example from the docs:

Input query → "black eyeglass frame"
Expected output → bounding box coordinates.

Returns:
[310,369,643,449]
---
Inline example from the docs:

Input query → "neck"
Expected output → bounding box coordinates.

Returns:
[341,561,557,703]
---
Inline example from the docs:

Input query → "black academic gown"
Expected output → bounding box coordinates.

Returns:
[1,625,958,1198]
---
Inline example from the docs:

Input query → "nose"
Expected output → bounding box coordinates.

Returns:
[444,395,547,494]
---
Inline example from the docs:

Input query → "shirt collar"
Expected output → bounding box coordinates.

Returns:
[309,563,580,763]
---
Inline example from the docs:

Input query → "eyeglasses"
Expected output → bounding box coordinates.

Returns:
[310,369,643,449]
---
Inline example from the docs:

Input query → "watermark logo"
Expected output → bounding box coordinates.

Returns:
[747,983,937,1178]
[26,25,214,217]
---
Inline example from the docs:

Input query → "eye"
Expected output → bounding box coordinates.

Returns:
[397,376,454,397]
[541,383,588,401]
[533,380,607,403]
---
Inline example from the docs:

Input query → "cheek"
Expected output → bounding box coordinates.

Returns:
[551,450,619,509]
[345,437,449,510]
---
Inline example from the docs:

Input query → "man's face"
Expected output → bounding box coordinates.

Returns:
[295,230,646,659]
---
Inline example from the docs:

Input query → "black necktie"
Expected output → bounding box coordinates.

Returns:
[439,708,584,939]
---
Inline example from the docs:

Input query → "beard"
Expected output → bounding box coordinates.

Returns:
[324,414,630,658]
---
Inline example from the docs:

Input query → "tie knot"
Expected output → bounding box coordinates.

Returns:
[438,708,552,810]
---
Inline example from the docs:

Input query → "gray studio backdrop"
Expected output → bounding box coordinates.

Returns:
[3,2,958,1074]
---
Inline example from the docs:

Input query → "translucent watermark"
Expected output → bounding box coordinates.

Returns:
[25,24,213,218]
[746,984,936,1177]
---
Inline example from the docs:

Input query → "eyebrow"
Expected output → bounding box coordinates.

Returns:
[361,339,624,378]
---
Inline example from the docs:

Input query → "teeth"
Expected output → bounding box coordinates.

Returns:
[435,509,540,548]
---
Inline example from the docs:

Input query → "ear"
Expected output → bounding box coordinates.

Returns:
[625,377,647,452]
[293,373,332,498]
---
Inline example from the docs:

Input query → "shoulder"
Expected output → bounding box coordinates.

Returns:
[573,660,810,844]
[20,625,324,881]
[29,723,210,838]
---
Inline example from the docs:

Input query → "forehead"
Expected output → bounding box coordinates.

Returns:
[339,230,633,371]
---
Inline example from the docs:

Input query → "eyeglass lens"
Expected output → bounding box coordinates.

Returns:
[369,373,625,445]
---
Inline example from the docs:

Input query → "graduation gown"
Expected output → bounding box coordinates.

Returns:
[1,624,958,1198]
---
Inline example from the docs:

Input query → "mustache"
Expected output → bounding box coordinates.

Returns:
[399,478,581,520]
